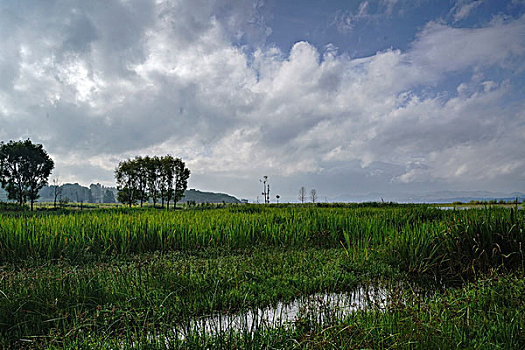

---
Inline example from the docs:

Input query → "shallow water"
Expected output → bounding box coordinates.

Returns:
[437,206,471,210]
[438,205,523,210]
[173,286,389,339]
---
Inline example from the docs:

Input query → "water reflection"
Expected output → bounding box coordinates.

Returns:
[438,205,523,210]
[174,286,388,338]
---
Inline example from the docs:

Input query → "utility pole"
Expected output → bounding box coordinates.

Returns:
[260,176,270,204]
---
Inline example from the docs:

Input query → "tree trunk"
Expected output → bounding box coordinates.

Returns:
[18,189,23,208]
[30,199,34,211]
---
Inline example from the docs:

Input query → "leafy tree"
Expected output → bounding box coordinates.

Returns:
[115,155,190,209]
[160,155,175,209]
[0,139,54,210]
[172,158,190,209]
[135,156,149,207]
[157,155,190,209]
[115,159,139,207]
[146,156,162,208]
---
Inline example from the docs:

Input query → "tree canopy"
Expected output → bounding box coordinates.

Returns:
[115,155,190,208]
[0,139,54,210]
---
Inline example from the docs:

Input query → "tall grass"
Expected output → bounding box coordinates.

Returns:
[0,205,523,276]
[0,204,523,348]
[386,207,525,279]
[0,205,426,263]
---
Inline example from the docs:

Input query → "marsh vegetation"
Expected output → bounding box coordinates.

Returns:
[0,204,523,348]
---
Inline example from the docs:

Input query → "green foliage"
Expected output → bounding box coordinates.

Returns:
[0,139,54,210]
[115,155,190,209]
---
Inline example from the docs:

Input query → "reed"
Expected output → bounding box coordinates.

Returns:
[0,205,431,263]
[0,204,523,348]
[384,207,525,279]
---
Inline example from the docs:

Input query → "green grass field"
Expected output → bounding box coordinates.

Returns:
[0,204,523,348]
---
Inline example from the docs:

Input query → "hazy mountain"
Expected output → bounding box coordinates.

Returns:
[180,189,240,204]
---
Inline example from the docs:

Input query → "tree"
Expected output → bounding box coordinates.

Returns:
[0,139,54,210]
[115,155,190,209]
[298,186,306,204]
[172,158,190,209]
[160,155,175,209]
[146,156,162,208]
[115,159,139,207]
[135,156,149,207]
[310,189,317,203]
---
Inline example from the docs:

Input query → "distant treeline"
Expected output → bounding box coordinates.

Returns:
[0,184,239,204]
[0,183,117,204]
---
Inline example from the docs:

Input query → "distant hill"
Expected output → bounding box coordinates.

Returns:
[0,184,240,204]
[180,189,240,203]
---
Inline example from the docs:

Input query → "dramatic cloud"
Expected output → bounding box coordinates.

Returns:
[0,0,523,200]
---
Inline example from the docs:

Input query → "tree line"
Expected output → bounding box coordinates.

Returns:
[0,139,191,210]
[115,155,190,209]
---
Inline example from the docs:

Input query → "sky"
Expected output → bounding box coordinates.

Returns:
[0,0,524,202]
